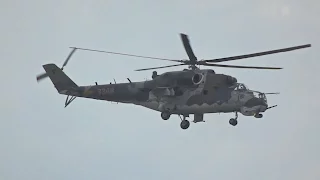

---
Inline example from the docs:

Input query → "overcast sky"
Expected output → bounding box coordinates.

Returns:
[1,0,319,179]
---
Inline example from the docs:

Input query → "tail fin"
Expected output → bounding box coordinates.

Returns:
[42,63,78,93]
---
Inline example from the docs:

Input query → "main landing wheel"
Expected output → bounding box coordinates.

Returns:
[161,111,171,120]
[180,120,190,129]
[229,118,238,126]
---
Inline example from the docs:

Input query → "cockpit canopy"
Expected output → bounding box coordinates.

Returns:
[257,92,267,102]
[233,83,267,102]
[233,83,249,91]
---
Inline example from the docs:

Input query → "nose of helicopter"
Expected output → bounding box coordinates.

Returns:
[244,97,268,108]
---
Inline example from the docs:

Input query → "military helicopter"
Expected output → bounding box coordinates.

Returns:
[36,33,311,129]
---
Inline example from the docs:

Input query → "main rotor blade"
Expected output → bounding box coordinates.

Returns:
[70,47,181,62]
[264,92,280,94]
[62,48,77,69]
[202,63,282,69]
[203,44,311,63]
[250,90,280,94]
[36,72,49,82]
[180,33,197,63]
[135,64,185,71]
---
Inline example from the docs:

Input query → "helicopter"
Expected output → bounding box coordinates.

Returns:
[36,33,311,129]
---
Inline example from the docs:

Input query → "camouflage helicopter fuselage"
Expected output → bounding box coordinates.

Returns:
[43,63,269,124]
[37,32,310,130]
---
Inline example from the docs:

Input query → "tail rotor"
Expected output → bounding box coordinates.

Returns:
[36,48,77,82]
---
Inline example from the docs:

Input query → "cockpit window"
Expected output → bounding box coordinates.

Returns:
[233,83,248,91]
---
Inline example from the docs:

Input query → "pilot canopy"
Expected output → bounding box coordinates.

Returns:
[233,83,249,91]
[233,83,267,102]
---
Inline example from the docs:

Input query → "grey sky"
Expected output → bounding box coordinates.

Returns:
[1,0,319,179]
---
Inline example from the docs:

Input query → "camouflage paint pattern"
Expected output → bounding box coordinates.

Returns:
[43,63,269,117]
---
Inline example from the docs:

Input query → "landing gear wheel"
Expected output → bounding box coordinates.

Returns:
[180,120,190,129]
[161,111,171,120]
[229,112,238,126]
[254,114,263,118]
[229,118,238,126]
